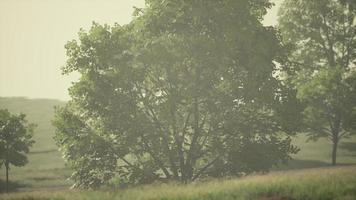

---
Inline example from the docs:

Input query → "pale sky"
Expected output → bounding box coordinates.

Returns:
[0,0,282,101]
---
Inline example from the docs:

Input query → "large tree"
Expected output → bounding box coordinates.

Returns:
[0,109,35,192]
[278,0,356,165]
[54,0,298,188]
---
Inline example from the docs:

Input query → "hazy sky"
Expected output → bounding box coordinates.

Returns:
[0,0,282,101]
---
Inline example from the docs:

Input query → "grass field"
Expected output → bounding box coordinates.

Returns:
[0,97,72,189]
[0,97,356,193]
[275,135,356,170]
[1,166,356,200]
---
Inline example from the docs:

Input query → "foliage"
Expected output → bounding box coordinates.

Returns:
[54,0,299,188]
[278,0,356,165]
[0,109,35,168]
[297,67,356,139]
[0,109,35,191]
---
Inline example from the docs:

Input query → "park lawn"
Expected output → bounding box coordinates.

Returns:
[274,135,356,170]
[294,135,356,164]
[1,165,356,200]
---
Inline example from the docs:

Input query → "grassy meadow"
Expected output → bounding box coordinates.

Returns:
[0,97,356,198]
[0,97,72,189]
[1,166,356,200]
[275,135,356,170]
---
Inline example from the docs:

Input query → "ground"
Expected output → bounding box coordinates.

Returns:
[1,166,356,200]
[0,97,356,193]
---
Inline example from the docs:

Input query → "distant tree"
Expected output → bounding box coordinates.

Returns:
[339,0,356,7]
[278,0,356,165]
[54,0,298,188]
[0,109,35,192]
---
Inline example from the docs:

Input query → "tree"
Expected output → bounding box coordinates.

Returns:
[0,109,35,192]
[54,0,298,188]
[278,0,356,165]
[339,0,356,8]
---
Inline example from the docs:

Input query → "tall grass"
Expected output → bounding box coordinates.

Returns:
[1,166,355,200]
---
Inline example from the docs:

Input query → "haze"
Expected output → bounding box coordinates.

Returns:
[0,0,281,101]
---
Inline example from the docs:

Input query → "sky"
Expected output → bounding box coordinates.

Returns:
[0,0,282,101]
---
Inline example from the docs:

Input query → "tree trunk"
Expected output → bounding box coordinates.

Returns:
[5,162,9,193]
[332,138,338,165]
[331,117,341,166]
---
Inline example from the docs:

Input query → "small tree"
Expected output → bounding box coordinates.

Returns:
[0,109,35,192]
[278,0,356,165]
[297,67,356,165]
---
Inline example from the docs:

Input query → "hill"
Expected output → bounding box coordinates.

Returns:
[0,97,72,189]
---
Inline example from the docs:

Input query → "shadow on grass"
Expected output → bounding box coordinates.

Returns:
[275,159,331,170]
[30,176,57,181]
[339,142,356,157]
[258,196,296,200]
[29,149,58,154]
[0,179,27,193]
[275,159,356,171]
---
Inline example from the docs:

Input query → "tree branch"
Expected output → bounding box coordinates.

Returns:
[192,157,219,181]
[141,136,171,179]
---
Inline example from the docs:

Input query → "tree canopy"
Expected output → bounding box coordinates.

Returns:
[54,0,298,188]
